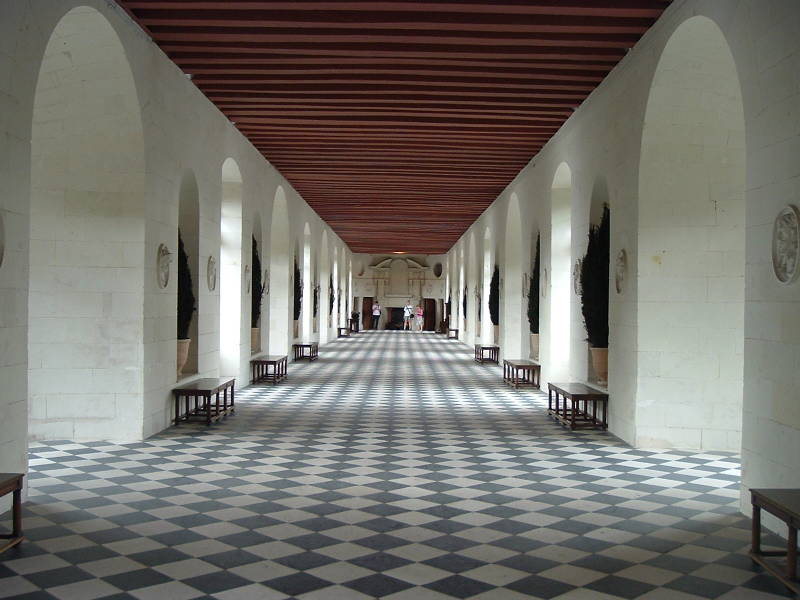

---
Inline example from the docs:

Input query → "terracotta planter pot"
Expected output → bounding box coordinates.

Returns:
[251,328,260,353]
[176,338,191,379]
[530,333,540,360]
[590,347,608,386]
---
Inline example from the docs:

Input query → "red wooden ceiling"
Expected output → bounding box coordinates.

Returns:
[118,0,669,254]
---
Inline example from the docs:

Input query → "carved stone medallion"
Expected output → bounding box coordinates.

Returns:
[207,255,217,291]
[772,205,800,284]
[157,243,171,289]
[615,248,628,294]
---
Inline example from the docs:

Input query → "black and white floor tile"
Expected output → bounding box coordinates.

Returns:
[1,331,794,599]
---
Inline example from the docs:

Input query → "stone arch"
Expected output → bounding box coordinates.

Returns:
[482,227,494,343]
[504,193,525,359]
[332,245,340,327]
[28,6,146,440]
[301,222,312,339]
[219,158,243,378]
[178,170,200,378]
[251,210,264,353]
[466,231,479,344]
[319,230,330,343]
[268,186,291,355]
[637,16,745,451]
[546,162,573,385]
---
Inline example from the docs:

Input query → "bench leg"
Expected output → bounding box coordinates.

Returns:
[752,503,761,556]
[12,486,22,538]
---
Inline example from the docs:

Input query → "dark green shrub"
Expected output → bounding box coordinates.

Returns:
[293,259,302,321]
[528,233,540,333]
[579,205,610,348]
[329,274,334,315]
[251,236,264,327]
[177,232,196,340]
[488,265,499,325]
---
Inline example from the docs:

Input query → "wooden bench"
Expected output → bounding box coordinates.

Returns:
[750,488,800,594]
[293,342,319,361]
[337,327,350,338]
[250,354,287,384]
[448,328,459,339]
[173,377,235,426]
[474,344,499,364]
[547,382,608,430]
[0,473,24,554]
[503,359,541,389]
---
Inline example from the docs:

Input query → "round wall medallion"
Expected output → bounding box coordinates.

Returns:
[156,243,171,289]
[0,212,5,269]
[433,262,443,278]
[615,248,628,294]
[772,204,800,284]
[207,255,217,291]
[572,259,582,295]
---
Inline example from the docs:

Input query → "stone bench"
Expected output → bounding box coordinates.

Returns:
[502,359,541,389]
[547,382,608,430]
[474,344,499,364]
[251,354,287,384]
[172,377,235,426]
[0,473,24,554]
[293,342,319,361]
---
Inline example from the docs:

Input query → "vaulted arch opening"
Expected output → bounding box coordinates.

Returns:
[28,6,146,440]
[219,158,243,377]
[268,186,290,355]
[547,162,573,385]
[638,16,745,451]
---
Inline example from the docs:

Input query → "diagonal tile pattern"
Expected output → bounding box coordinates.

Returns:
[1,331,794,599]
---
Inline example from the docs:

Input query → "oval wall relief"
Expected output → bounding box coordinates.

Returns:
[772,204,800,284]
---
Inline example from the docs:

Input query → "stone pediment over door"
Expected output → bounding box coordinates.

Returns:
[373,257,427,299]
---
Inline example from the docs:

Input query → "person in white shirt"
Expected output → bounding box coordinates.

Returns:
[371,301,381,329]
[403,302,414,330]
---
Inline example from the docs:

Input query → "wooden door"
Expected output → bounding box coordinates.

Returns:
[423,298,436,331]
[362,297,374,328]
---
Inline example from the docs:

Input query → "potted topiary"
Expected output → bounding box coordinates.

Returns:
[579,204,610,386]
[528,233,540,359]
[462,285,467,328]
[293,259,302,338]
[329,274,334,317]
[488,265,500,343]
[251,236,265,353]
[176,232,196,379]
[312,282,319,332]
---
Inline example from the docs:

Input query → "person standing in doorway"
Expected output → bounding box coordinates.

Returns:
[403,301,414,330]
[371,301,381,330]
[415,305,424,331]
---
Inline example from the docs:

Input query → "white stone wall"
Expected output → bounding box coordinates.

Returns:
[447,0,800,522]
[0,0,351,462]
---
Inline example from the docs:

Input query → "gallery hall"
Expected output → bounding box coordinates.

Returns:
[0,1,799,598]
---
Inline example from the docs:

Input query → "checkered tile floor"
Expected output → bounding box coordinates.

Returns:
[1,331,794,599]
